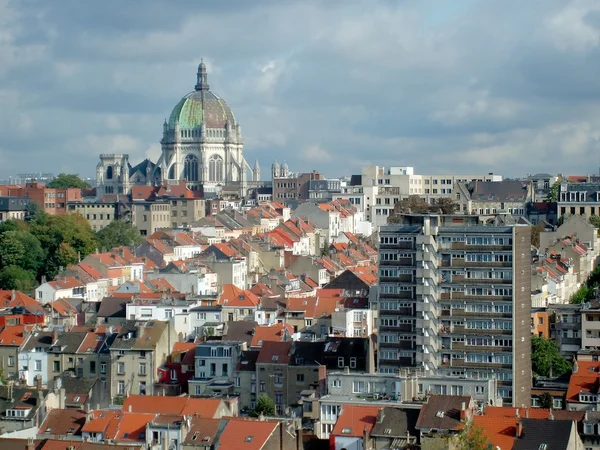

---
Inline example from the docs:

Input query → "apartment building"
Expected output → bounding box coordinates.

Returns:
[557,181,600,219]
[0,196,30,222]
[5,180,82,214]
[109,320,176,399]
[377,213,531,406]
[188,341,243,397]
[581,301,600,351]
[131,201,171,236]
[67,201,119,231]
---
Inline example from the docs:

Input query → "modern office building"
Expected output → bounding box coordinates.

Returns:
[376,213,531,407]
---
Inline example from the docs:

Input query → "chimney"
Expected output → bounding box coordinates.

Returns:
[52,328,59,344]
[460,402,467,420]
[363,425,370,447]
[525,409,529,419]
[549,409,554,420]
[376,408,385,424]
[344,366,350,375]
[258,413,265,421]
[295,428,302,450]
[59,387,65,409]
[516,421,523,438]
[11,290,15,301]
[162,430,168,450]
[26,438,35,450]
[36,375,42,391]
[515,408,520,418]
[129,404,132,413]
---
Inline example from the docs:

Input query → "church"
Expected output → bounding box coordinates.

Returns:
[95,61,260,199]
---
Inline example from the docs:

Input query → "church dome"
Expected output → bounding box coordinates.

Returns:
[168,61,236,130]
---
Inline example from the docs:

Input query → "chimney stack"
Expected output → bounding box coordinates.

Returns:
[515,408,520,419]
[52,328,59,344]
[516,421,523,438]
[376,408,385,424]
[460,402,468,420]
[36,375,42,391]
[11,290,15,301]
[25,437,35,450]
[549,409,554,420]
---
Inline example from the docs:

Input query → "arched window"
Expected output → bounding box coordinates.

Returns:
[106,166,113,180]
[184,155,199,182]
[168,165,175,179]
[208,155,223,182]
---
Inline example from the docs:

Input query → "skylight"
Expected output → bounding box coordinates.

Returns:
[341,428,352,434]
[244,436,254,442]
[435,411,445,418]
[272,355,279,361]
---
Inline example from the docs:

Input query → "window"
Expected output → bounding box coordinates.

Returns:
[183,155,199,182]
[338,357,344,368]
[208,155,224,182]
[118,381,125,395]
[8,356,14,367]
[100,362,107,374]
[350,357,357,369]
[89,361,96,375]
[260,382,265,392]
[352,381,365,393]
[297,374,304,383]
[332,379,341,388]
[35,360,42,371]
[139,363,147,376]
[139,381,146,395]
[235,377,241,387]
[117,362,125,374]
[53,361,60,372]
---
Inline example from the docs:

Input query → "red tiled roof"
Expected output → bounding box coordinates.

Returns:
[567,361,600,403]
[217,418,277,450]
[47,276,84,290]
[256,341,291,364]
[472,416,517,450]
[51,298,77,316]
[0,290,44,314]
[331,405,379,437]
[0,325,34,346]
[251,323,293,348]
[121,395,222,418]
[484,406,583,422]
[219,284,260,308]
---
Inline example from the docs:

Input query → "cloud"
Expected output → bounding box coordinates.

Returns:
[0,0,599,180]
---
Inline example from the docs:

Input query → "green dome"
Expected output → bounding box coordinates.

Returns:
[167,61,235,130]
[168,90,236,130]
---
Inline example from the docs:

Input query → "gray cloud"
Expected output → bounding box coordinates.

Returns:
[1,0,600,179]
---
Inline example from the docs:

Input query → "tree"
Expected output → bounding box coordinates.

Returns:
[251,395,275,417]
[320,239,330,257]
[544,180,561,203]
[531,335,572,378]
[590,216,600,229]
[46,173,91,189]
[96,220,144,251]
[0,265,36,292]
[538,392,554,409]
[0,231,26,268]
[456,423,490,450]
[430,197,459,214]
[530,223,545,249]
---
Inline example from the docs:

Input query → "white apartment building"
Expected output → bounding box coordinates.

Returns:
[337,166,503,228]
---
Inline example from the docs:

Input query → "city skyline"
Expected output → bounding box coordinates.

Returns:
[1,0,600,179]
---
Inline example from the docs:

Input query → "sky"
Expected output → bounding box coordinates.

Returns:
[1,0,600,179]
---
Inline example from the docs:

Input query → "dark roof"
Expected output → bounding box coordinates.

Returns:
[371,407,420,438]
[415,395,471,431]
[22,331,53,351]
[513,418,574,450]
[0,439,44,450]
[0,197,31,211]
[237,350,259,372]
[469,180,531,202]
[221,321,257,344]
[60,376,97,395]
[97,296,129,318]
[324,270,370,290]
[111,320,168,350]
[49,333,87,354]
[0,386,45,418]
[129,159,156,178]
[290,341,325,366]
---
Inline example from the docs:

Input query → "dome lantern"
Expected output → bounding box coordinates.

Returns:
[195,59,209,91]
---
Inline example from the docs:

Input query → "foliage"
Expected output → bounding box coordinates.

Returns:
[46,173,91,189]
[456,423,490,450]
[0,211,97,289]
[538,392,554,409]
[570,284,597,304]
[320,239,330,257]
[531,335,572,378]
[530,223,545,249]
[544,180,561,203]
[0,266,36,292]
[388,195,459,224]
[590,216,600,229]
[251,395,275,417]
[96,220,144,251]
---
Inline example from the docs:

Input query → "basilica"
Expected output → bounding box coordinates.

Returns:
[96,61,260,199]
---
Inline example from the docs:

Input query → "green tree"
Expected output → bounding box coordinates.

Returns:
[544,180,561,203]
[570,284,597,304]
[0,265,36,292]
[0,231,26,268]
[96,220,144,251]
[590,216,600,229]
[388,195,459,224]
[46,173,91,189]
[456,423,490,450]
[531,335,572,377]
[430,197,460,214]
[320,239,330,257]
[251,395,275,417]
[538,392,554,409]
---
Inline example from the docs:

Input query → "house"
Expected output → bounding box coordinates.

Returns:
[415,395,473,438]
[217,418,300,450]
[250,323,293,349]
[455,180,533,217]
[156,342,196,395]
[109,320,177,399]
[0,325,38,381]
[0,385,48,433]
[369,407,419,449]
[188,341,244,397]
[121,394,237,418]
[181,417,221,450]
[199,243,247,289]
[18,330,53,387]
[329,405,379,450]
[44,298,78,329]
[566,360,600,410]
[233,350,259,412]
[37,408,86,439]
[217,284,261,322]
[0,290,45,316]
[292,202,340,241]
[35,276,85,304]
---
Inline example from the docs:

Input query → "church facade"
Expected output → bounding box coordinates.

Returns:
[96,62,259,199]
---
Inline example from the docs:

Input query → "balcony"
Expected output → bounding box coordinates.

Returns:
[378,356,414,366]
[379,291,413,299]
[379,340,415,350]
[416,285,435,297]
[446,260,512,268]
[463,328,512,336]
[380,324,413,332]
[452,275,512,285]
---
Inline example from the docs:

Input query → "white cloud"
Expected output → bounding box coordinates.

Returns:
[302,144,333,163]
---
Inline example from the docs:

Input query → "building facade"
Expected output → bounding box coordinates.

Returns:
[377,214,531,406]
